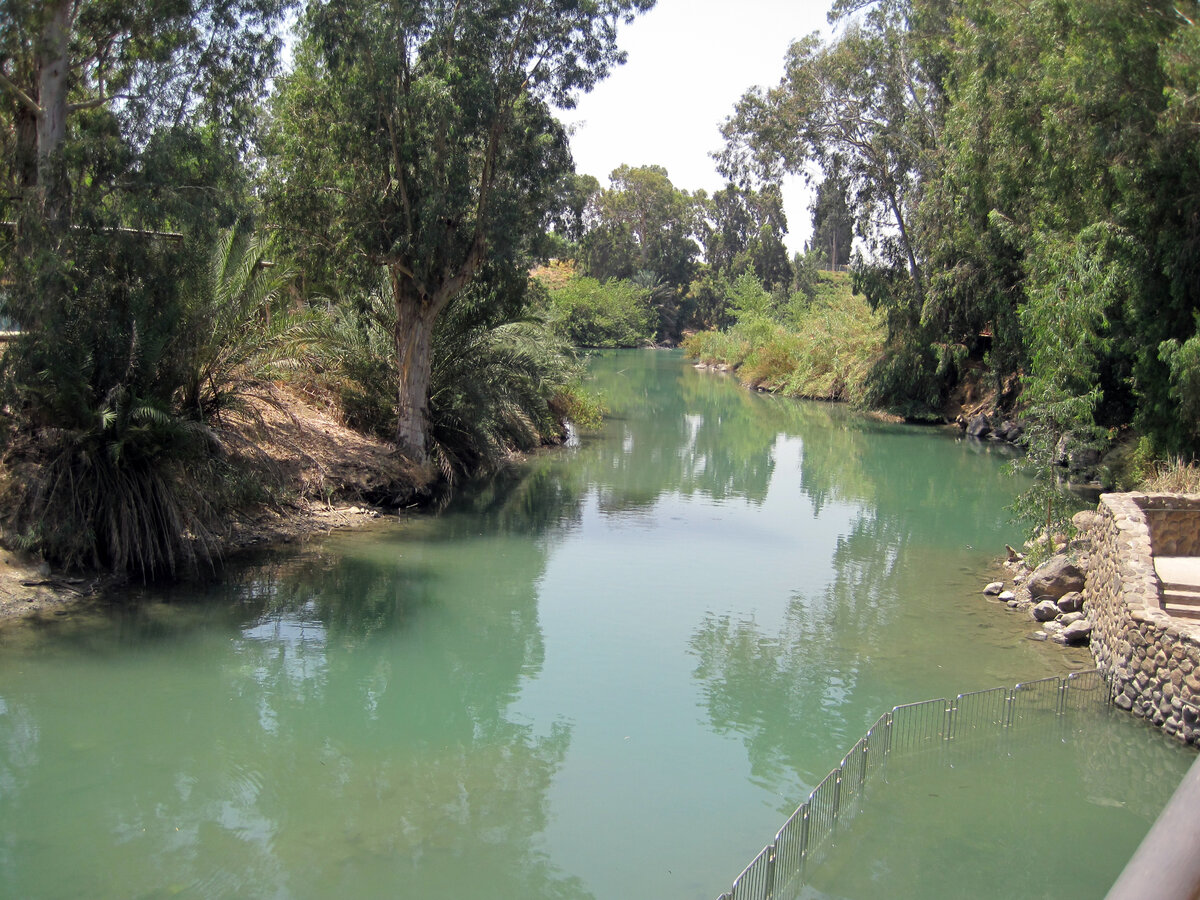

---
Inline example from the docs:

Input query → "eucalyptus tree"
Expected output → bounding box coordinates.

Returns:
[269,0,653,462]
[0,0,288,226]
[809,170,852,270]
[581,163,699,290]
[698,183,790,289]
[718,2,940,300]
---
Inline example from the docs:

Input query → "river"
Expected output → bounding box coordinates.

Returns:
[0,350,1192,899]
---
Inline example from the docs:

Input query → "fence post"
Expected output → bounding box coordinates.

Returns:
[763,844,776,900]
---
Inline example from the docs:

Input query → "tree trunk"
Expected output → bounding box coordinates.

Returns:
[36,0,72,223]
[392,275,441,463]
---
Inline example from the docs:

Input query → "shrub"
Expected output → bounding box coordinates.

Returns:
[536,272,655,348]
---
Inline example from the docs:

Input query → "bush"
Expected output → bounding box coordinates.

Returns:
[535,271,655,348]
[0,224,300,576]
[683,270,884,402]
[312,268,599,483]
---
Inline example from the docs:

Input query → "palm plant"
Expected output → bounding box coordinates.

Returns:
[312,269,590,483]
[0,225,304,576]
[428,294,578,482]
[176,226,309,425]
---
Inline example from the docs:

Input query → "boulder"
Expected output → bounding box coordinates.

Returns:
[966,414,992,439]
[1027,555,1086,601]
[1033,600,1062,622]
[983,581,1004,595]
[1059,611,1085,626]
[1030,631,1049,642]
[993,420,1024,443]
[1060,620,1093,645]
[999,590,1016,602]
[1056,591,1084,613]
[1071,509,1098,532]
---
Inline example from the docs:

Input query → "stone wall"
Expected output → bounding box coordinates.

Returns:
[1140,496,1200,556]
[1084,493,1200,744]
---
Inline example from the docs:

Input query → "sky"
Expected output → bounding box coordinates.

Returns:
[556,0,837,254]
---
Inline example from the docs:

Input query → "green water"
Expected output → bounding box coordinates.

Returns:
[0,350,1192,899]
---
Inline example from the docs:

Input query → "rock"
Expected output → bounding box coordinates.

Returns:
[983,581,1005,595]
[1059,611,1085,625]
[999,590,1016,602]
[1044,620,1066,633]
[1030,631,1049,641]
[1007,599,1021,609]
[1069,447,1102,476]
[966,414,992,439]
[1060,620,1093,645]
[1027,555,1086,601]
[1072,509,1098,532]
[1057,591,1084,613]
[1033,600,1062,622]
[994,420,1024,443]
[1005,544,1022,563]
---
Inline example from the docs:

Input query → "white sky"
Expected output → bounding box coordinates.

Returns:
[557,0,837,254]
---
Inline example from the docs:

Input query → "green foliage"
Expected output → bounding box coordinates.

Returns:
[684,271,884,401]
[719,0,1200,513]
[0,225,219,575]
[809,169,853,269]
[267,0,654,456]
[538,274,655,348]
[312,269,591,483]
[1160,321,1200,444]
[176,226,311,423]
[580,164,699,342]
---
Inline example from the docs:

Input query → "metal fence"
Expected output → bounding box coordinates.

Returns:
[716,669,1110,900]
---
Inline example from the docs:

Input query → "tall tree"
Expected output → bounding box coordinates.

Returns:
[582,163,699,289]
[809,169,853,270]
[0,0,288,226]
[698,182,791,289]
[269,0,653,461]
[718,3,939,299]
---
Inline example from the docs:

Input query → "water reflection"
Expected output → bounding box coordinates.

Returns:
[0,351,1112,900]
[0,516,591,899]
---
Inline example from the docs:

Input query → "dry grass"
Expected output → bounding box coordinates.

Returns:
[1140,457,1200,494]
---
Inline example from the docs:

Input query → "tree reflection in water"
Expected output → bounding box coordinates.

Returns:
[0,460,596,899]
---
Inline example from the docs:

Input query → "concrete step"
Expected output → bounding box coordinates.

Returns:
[1163,603,1200,620]
[1162,587,1200,605]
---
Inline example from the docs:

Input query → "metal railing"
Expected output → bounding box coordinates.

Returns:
[716,669,1109,900]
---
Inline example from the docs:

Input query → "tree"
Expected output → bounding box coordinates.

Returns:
[809,169,853,270]
[697,182,791,289]
[582,164,699,287]
[580,163,699,340]
[0,0,288,226]
[718,4,939,298]
[269,0,653,461]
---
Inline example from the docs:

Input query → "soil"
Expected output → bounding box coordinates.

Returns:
[0,384,431,625]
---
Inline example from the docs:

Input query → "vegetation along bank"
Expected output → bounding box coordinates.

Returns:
[3,0,1200,607]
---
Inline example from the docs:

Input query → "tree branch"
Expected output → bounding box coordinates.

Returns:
[0,69,42,116]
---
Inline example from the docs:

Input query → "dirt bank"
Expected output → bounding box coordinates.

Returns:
[0,385,428,624]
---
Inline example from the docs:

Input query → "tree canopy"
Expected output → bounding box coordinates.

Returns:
[270,0,654,459]
[719,0,1200,467]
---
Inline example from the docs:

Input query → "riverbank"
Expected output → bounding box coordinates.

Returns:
[0,384,429,624]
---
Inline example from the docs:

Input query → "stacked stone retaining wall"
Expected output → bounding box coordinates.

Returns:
[1085,493,1200,744]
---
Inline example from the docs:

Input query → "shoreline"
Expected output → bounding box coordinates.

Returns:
[0,499,397,625]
